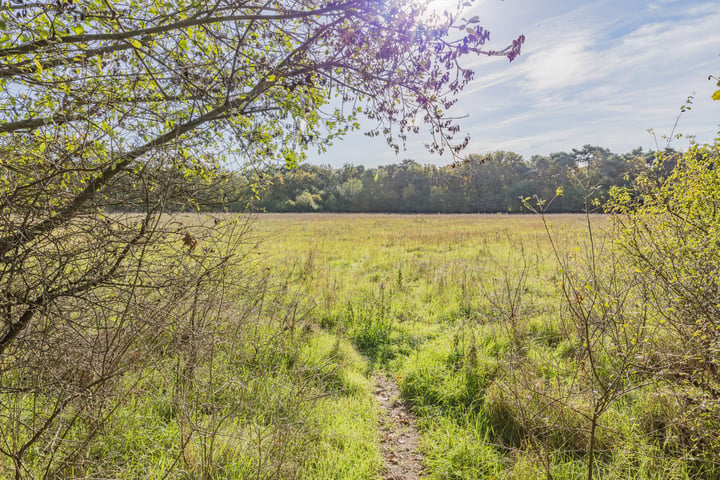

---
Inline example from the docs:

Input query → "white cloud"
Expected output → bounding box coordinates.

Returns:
[523,37,598,91]
[461,1,720,156]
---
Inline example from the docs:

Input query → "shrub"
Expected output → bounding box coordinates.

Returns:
[609,142,720,467]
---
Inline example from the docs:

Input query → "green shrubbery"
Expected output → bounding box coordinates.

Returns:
[607,142,720,475]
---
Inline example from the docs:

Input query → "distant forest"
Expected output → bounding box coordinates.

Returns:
[134,145,680,213]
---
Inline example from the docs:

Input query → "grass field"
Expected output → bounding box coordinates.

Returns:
[5,212,715,479]
[241,212,715,480]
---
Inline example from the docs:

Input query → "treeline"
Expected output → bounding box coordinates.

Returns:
[251,145,679,213]
[114,145,677,213]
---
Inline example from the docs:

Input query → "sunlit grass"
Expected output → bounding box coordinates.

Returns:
[13,212,704,479]
[245,212,706,480]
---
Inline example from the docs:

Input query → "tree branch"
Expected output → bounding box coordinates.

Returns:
[0,2,358,57]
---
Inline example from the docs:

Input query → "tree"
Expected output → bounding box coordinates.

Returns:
[460,151,528,212]
[0,0,523,475]
[0,0,523,360]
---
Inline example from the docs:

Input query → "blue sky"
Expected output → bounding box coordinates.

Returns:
[307,0,720,168]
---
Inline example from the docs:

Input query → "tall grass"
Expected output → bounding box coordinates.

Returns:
[251,213,715,479]
[9,212,712,479]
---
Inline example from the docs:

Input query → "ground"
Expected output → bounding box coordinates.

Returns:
[375,375,424,480]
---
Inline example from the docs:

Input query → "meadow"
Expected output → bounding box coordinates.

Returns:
[241,212,712,479]
[3,211,715,479]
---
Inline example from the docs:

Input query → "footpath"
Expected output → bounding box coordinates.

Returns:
[374,375,424,480]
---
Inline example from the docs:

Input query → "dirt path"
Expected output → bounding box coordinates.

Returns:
[374,375,424,480]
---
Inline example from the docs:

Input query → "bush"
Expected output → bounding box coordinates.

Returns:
[609,142,720,465]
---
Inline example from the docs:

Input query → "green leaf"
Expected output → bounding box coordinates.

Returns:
[712,90,720,101]
[130,39,142,49]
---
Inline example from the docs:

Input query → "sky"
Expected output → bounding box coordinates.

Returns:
[306,0,720,168]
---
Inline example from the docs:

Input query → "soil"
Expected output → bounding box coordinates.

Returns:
[374,375,425,480]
